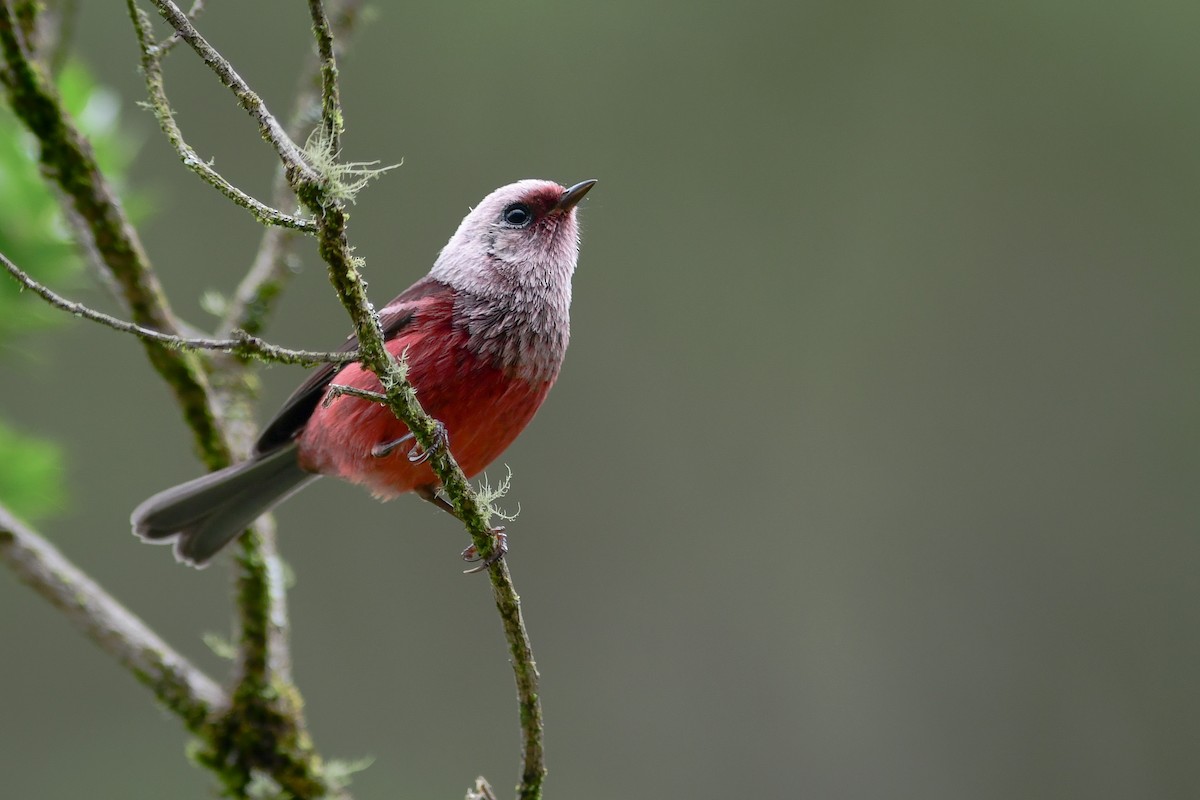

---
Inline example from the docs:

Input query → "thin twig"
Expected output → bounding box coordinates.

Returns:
[306,0,341,153]
[2,251,357,367]
[494,564,545,797]
[149,0,318,185]
[126,3,318,233]
[0,504,227,729]
[155,0,203,53]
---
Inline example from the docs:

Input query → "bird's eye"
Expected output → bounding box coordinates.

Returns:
[502,203,532,227]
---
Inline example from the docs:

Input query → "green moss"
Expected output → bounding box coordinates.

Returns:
[195,675,330,799]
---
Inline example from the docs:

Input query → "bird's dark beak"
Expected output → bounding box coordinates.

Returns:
[554,179,597,213]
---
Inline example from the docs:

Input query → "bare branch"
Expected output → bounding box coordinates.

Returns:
[122,6,362,797]
[0,504,226,729]
[155,0,203,53]
[2,251,357,367]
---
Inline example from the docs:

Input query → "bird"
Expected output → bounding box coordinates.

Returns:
[132,178,596,569]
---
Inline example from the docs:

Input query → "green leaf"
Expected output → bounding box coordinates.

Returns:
[0,421,65,520]
[0,59,148,342]
[0,60,148,517]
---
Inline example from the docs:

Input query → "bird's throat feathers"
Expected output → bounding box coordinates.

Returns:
[454,284,570,384]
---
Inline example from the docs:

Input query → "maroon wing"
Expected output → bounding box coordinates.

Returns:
[253,276,450,455]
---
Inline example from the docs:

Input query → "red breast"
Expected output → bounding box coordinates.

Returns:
[296,291,555,498]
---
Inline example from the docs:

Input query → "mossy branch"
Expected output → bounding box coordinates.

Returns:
[306,0,342,153]
[300,0,543,790]
[1,2,337,795]
[4,0,545,796]
[154,0,203,53]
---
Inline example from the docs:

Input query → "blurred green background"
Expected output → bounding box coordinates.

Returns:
[2,2,1197,798]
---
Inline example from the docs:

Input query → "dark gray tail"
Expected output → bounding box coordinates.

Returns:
[131,443,318,567]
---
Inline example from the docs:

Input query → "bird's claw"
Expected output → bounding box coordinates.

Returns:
[407,421,448,464]
[370,421,448,462]
[371,433,413,458]
[461,527,508,574]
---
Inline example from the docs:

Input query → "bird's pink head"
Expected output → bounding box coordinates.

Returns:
[428,179,595,382]
[430,179,596,301]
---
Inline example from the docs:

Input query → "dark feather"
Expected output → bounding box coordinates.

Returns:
[253,276,451,454]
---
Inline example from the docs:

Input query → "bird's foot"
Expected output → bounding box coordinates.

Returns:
[325,383,387,407]
[407,421,448,464]
[461,527,508,574]
[369,421,448,462]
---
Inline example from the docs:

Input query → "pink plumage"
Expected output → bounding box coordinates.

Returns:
[297,288,554,498]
